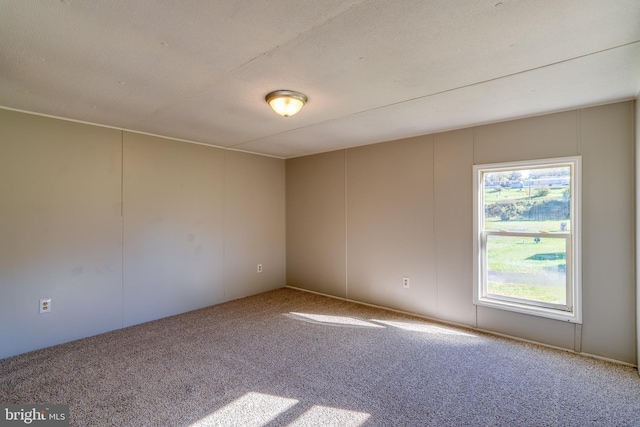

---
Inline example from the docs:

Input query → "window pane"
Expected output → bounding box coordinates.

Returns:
[483,166,571,233]
[475,157,580,322]
[486,235,567,305]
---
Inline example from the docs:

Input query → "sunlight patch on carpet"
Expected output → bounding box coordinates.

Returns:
[289,405,370,427]
[286,312,385,328]
[190,392,297,427]
[371,319,477,337]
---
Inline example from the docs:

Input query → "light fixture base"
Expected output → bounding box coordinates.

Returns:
[265,90,308,117]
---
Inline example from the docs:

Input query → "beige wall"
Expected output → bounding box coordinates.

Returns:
[1,101,635,364]
[286,101,637,365]
[636,95,639,369]
[0,110,123,358]
[346,136,437,315]
[223,151,286,301]
[122,133,226,326]
[434,129,475,325]
[286,151,346,297]
[578,103,635,362]
[0,109,286,358]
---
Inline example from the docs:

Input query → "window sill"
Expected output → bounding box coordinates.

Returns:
[475,297,581,324]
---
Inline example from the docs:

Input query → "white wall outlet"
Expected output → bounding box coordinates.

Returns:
[39,299,51,313]
[402,277,410,288]
[257,264,263,273]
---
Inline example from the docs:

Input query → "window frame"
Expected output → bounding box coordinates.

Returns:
[473,157,582,323]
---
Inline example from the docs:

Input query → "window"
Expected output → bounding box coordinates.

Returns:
[473,157,581,323]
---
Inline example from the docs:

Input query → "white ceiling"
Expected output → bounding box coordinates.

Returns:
[1,0,639,158]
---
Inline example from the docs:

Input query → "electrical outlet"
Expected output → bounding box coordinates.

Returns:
[39,299,51,313]
[402,277,410,288]
[257,264,263,273]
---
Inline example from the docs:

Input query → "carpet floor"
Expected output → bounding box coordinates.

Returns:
[1,288,639,426]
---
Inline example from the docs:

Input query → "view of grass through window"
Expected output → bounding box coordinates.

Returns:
[483,166,571,306]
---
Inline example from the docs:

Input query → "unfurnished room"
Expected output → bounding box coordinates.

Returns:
[1,1,640,426]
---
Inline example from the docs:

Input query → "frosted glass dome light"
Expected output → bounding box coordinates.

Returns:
[265,90,308,117]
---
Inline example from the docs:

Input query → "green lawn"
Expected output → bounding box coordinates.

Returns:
[483,183,570,304]
[487,235,566,274]
[488,282,566,304]
[486,224,567,305]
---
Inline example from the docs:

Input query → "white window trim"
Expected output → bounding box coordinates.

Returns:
[473,157,582,324]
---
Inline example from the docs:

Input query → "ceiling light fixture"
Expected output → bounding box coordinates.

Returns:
[265,90,308,117]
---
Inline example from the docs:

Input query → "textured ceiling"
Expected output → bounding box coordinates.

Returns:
[1,0,639,158]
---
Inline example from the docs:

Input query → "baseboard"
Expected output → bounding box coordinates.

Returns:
[284,285,638,369]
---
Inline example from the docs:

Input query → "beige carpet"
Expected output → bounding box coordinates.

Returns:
[1,288,639,426]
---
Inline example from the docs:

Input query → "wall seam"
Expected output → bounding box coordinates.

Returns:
[284,159,288,287]
[120,130,125,328]
[575,109,581,351]
[631,100,638,367]
[472,126,478,328]
[222,151,227,298]
[433,136,439,320]
[344,150,349,300]
[577,109,582,154]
